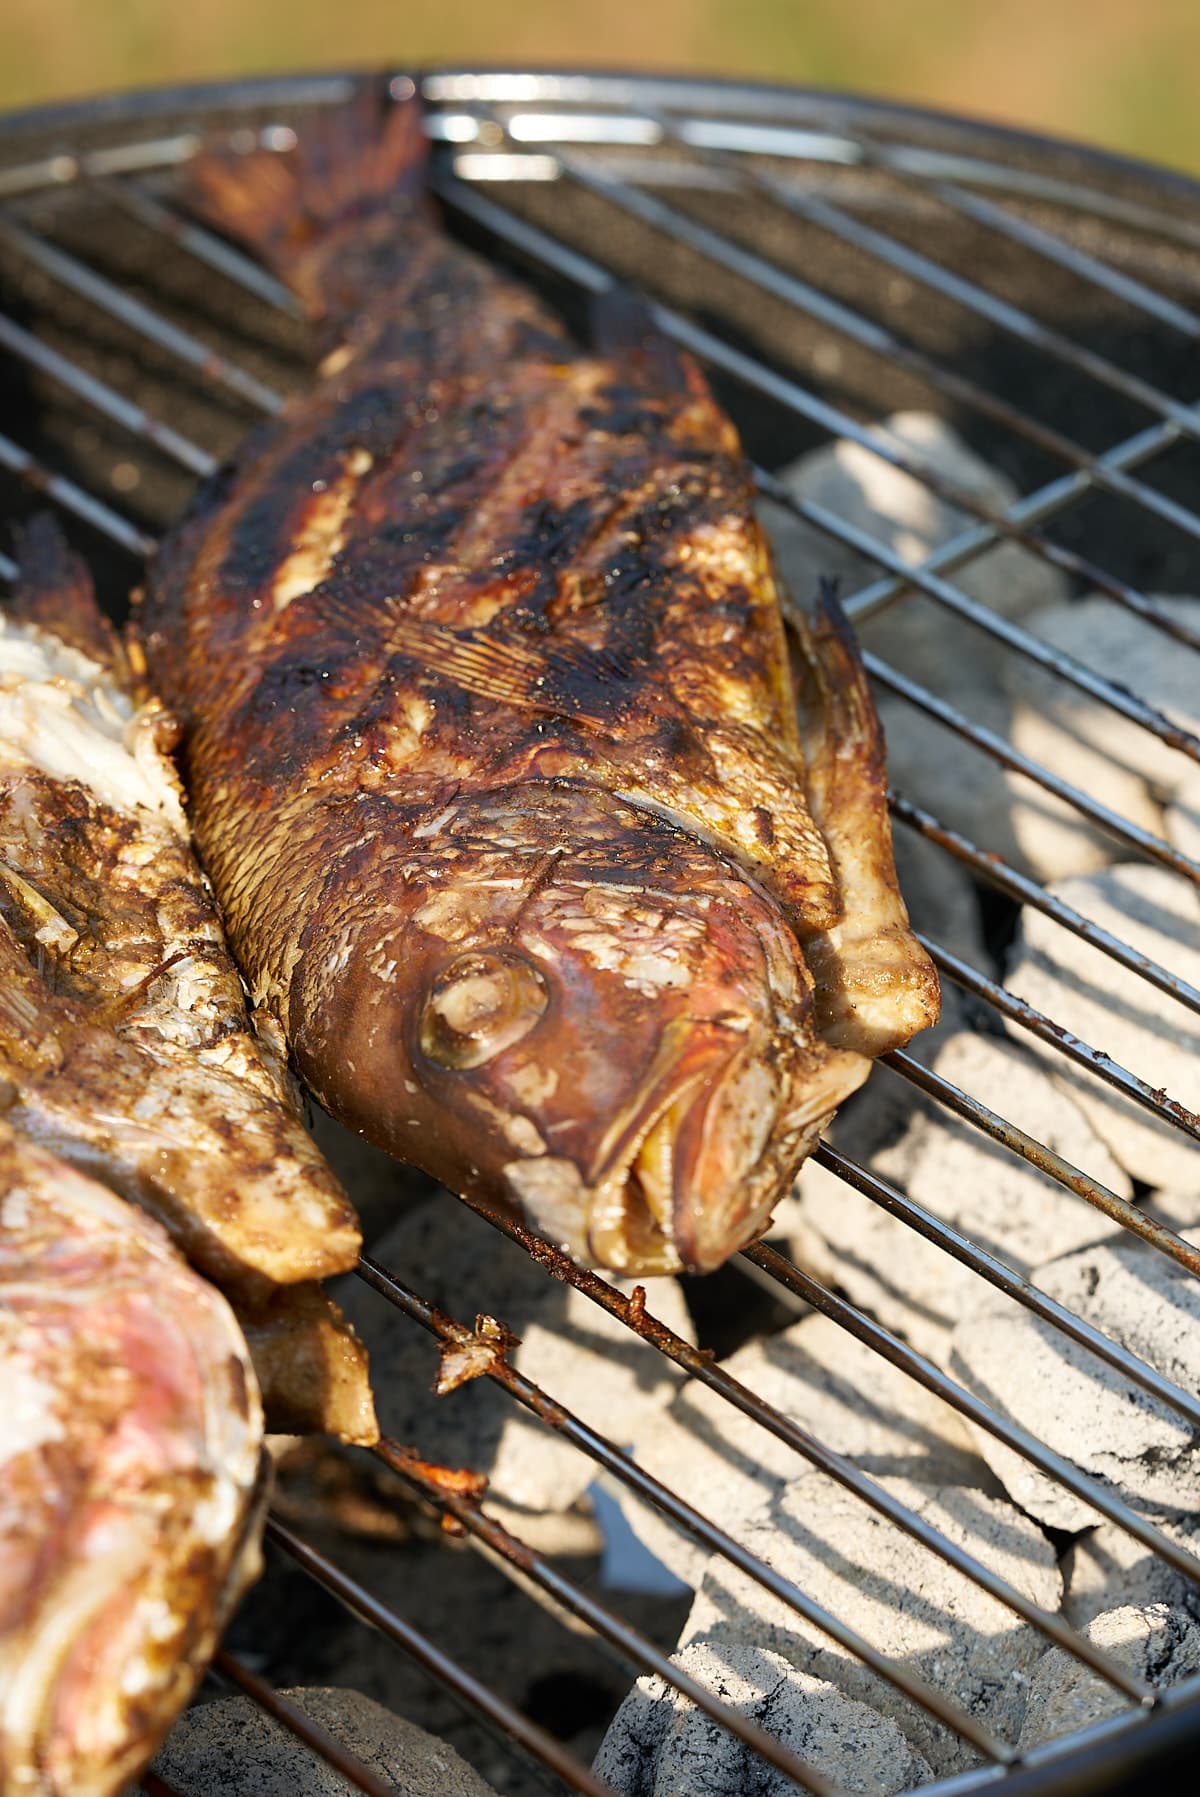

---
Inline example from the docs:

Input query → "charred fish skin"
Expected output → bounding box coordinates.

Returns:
[0,518,377,1442]
[0,1121,265,1797]
[139,88,937,1276]
[0,516,361,1296]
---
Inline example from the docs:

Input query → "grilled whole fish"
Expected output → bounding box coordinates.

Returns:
[0,519,376,1441]
[140,90,938,1275]
[0,1120,265,1797]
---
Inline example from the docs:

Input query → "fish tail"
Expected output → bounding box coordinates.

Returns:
[183,82,429,321]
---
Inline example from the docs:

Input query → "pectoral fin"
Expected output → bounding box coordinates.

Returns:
[385,610,638,730]
[789,583,941,1053]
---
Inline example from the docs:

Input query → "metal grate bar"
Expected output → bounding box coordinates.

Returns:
[432,175,1200,870]
[458,89,1133,203]
[461,98,1200,469]
[757,466,1200,764]
[0,428,155,557]
[378,1444,847,1794]
[0,214,286,416]
[646,102,1200,342]
[0,134,201,201]
[661,109,1200,415]
[918,930,1200,1144]
[755,457,1200,662]
[758,460,1200,672]
[212,1651,401,1797]
[810,1139,1200,1429]
[370,1217,1199,1666]
[907,179,1200,339]
[0,310,218,477]
[889,794,1200,1018]
[626,128,1200,443]
[863,652,1200,885]
[422,77,1200,250]
[266,1516,618,1797]
[579,110,1200,607]
[6,162,1191,875]
[898,1694,1200,1797]
[95,174,304,316]
[355,1256,1011,1758]
[884,1049,1200,1277]
[745,1240,1200,1591]
[464,115,1200,741]
[839,408,1197,620]
[413,1205,1156,1704]
[764,113,1200,339]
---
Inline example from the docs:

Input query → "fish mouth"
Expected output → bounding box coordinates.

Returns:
[503,1018,794,1275]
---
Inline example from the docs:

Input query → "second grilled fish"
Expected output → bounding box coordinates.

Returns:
[0,1120,265,1797]
[140,89,938,1276]
[0,518,375,1442]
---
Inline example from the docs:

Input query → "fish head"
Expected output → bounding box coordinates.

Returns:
[296,784,867,1274]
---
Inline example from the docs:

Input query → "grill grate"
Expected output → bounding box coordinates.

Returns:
[1,67,1198,1797]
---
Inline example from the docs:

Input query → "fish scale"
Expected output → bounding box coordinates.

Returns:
[139,86,939,1275]
[0,515,377,1447]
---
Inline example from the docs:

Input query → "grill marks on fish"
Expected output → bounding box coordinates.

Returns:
[166,340,839,936]
[138,90,937,1275]
[269,446,374,613]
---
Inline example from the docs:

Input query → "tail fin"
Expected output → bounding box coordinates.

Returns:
[183,84,429,321]
[10,513,123,671]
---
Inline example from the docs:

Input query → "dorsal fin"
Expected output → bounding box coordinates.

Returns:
[589,286,699,394]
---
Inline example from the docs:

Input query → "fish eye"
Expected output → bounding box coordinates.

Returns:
[419,949,549,1071]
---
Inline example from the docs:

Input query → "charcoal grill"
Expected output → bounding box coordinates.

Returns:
[1,66,1199,1797]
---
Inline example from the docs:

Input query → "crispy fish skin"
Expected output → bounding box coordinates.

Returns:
[0,1120,265,1797]
[0,521,376,1441]
[0,518,360,1291]
[139,90,937,1275]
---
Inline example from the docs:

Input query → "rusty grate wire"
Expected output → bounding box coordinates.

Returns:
[2,67,1199,1797]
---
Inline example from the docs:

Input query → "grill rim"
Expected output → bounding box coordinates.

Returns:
[6,64,1200,216]
[1,64,1199,1797]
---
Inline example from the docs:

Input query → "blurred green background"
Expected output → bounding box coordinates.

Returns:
[2,0,1199,176]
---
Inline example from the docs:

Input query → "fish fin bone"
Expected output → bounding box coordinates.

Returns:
[790,580,940,1053]
[184,83,428,315]
[385,610,638,731]
[588,286,701,392]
